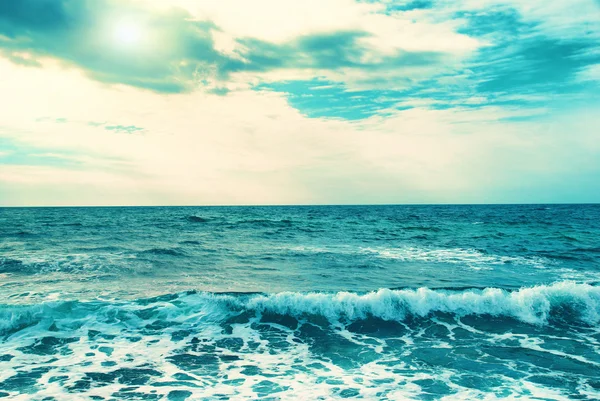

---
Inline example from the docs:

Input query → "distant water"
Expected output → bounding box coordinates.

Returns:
[1,205,599,400]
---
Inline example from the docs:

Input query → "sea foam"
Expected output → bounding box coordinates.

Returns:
[245,281,600,325]
[1,282,598,334]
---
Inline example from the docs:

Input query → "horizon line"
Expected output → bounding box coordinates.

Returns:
[1,202,599,208]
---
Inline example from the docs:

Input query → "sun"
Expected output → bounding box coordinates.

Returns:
[114,21,143,46]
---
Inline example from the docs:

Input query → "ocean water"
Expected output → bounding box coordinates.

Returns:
[1,204,599,400]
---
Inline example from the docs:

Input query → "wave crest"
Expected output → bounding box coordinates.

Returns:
[247,281,600,325]
[1,282,598,336]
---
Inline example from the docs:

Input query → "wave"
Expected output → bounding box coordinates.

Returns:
[186,215,294,227]
[233,218,293,228]
[4,230,37,237]
[138,247,187,257]
[574,246,600,253]
[179,240,202,245]
[0,253,136,275]
[402,226,442,232]
[1,282,598,335]
[244,281,600,325]
[288,245,550,269]
[0,258,24,273]
[186,216,210,223]
[363,246,551,269]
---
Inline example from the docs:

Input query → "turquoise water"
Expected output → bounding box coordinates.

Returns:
[1,205,599,399]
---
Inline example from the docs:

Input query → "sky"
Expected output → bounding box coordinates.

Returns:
[0,0,599,206]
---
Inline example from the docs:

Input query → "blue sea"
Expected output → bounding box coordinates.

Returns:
[1,205,599,400]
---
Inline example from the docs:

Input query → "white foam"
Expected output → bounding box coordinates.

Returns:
[1,282,599,336]
[288,244,551,270]
[1,282,598,400]
[246,281,600,325]
[361,246,550,269]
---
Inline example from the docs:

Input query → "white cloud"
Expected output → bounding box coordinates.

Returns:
[170,0,482,92]
[1,59,598,205]
[202,0,481,71]
[577,63,600,83]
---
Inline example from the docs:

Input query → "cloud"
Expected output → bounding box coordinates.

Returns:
[455,0,600,40]
[0,1,597,102]
[266,2,600,118]
[104,124,144,134]
[474,37,598,94]
[0,1,598,205]
[255,79,411,120]
[0,57,598,205]
[576,63,600,83]
[452,5,600,98]
[0,0,224,92]
[0,0,480,96]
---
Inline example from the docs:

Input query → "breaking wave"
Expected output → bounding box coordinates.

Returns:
[2,282,598,335]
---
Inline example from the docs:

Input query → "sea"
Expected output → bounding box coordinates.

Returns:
[0,204,599,400]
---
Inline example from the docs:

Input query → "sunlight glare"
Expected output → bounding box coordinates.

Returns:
[114,21,143,45]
